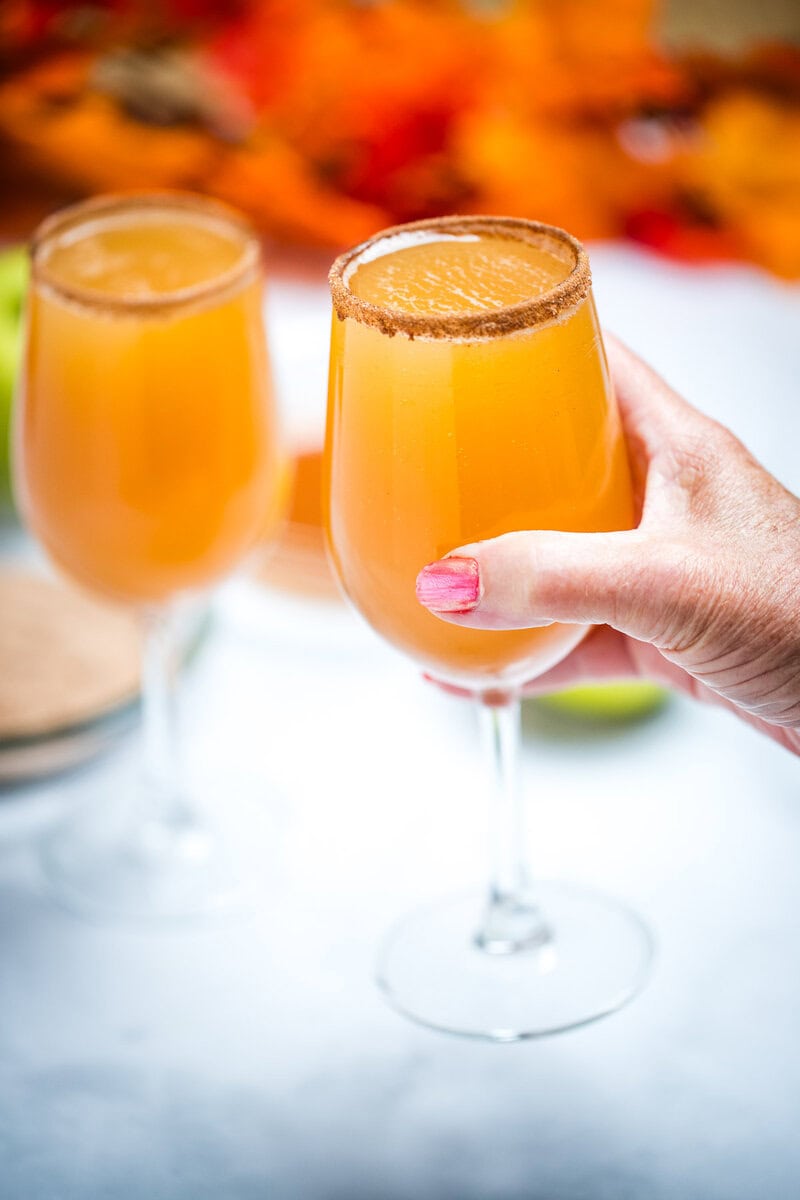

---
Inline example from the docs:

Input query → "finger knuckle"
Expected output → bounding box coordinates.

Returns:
[646,543,719,652]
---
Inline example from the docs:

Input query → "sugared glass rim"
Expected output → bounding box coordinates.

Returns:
[30,191,261,316]
[329,215,591,340]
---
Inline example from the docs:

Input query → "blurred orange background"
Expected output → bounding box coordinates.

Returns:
[1,0,798,276]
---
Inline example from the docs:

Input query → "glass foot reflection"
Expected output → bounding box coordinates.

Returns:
[377,881,653,1041]
[41,798,242,921]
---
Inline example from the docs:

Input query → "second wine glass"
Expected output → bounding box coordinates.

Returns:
[15,192,283,918]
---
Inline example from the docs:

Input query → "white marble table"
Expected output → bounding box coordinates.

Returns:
[1,247,799,1200]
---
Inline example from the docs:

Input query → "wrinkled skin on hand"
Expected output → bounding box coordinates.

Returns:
[421,337,800,755]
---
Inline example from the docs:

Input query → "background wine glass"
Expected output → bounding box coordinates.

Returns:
[14,192,283,918]
[325,216,652,1039]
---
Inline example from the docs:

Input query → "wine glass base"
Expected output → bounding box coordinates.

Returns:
[376,881,653,1041]
[40,807,243,921]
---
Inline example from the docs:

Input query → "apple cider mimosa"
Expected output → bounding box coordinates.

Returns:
[14,193,283,919]
[20,197,280,603]
[324,217,651,1040]
[326,218,634,689]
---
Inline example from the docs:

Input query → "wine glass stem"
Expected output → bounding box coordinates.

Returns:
[474,695,551,955]
[140,604,196,839]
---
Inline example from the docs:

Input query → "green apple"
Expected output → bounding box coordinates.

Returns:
[535,680,668,722]
[0,319,23,502]
[0,246,28,504]
[0,245,28,317]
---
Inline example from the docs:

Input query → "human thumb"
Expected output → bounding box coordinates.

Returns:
[415,528,687,645]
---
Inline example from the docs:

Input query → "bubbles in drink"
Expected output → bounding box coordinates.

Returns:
[350,235,568,316]
[41,213,247,299]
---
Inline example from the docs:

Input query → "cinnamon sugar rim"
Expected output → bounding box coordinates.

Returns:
[329,216,591,339]
[30,191,261,317]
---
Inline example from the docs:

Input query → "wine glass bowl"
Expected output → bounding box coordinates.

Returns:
[19,193,279,604]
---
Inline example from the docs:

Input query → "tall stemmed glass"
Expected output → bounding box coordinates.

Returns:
[15,193,282,918]
[325,216,652,1039]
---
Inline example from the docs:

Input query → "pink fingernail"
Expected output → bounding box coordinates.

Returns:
[415,557,481,613]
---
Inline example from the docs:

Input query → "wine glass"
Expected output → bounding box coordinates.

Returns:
[14,192,283,918]
[324,216,652,1039]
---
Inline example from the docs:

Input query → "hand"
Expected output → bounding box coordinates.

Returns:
[416,337,800,756]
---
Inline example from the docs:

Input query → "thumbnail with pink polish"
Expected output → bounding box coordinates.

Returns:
[415,557,481,613]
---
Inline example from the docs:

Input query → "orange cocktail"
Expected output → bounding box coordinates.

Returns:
[324,218,651,1042]
[326,217,634,690]
[14,193,282,920]
[19,194,280,603]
